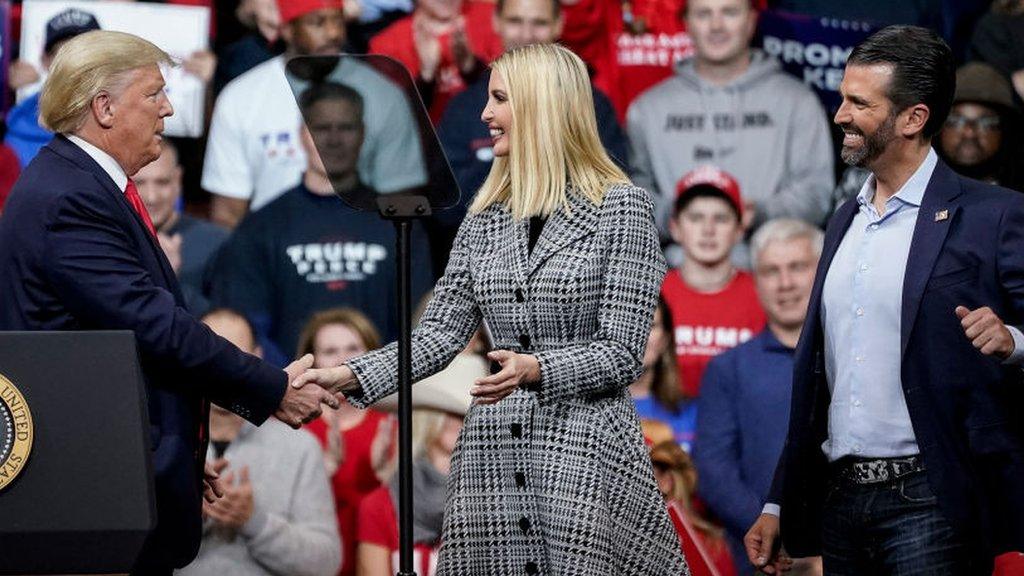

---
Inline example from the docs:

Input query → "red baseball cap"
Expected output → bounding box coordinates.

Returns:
[277,0,343,24]
[674,166,743,218]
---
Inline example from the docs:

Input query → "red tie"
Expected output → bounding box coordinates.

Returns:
[124,179,157,237]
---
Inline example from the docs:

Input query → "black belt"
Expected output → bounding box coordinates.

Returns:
[831,455,925,485]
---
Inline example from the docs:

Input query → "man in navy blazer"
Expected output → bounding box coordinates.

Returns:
[745,26,1024,575]
[0,31,340,574]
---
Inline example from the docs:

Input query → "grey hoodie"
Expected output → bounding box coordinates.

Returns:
[627,51,835,236]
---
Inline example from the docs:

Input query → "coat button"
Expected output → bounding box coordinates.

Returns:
[515,471,526,487]
[519,517,531,533]
[510,423,522,438]
[514,288,525,302]
[519,334,531,349]
[526,561,539,575]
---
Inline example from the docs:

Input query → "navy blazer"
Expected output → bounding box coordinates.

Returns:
[0,135,286,569]
[769,159,1024,571]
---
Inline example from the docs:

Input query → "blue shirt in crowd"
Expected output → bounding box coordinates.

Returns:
[633,396,698,453]
[5,93,51,168]
[693,328,795,572]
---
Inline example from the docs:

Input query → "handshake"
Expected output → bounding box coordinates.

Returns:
[273,354,359,429]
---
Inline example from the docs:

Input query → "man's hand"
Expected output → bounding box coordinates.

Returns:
[203,457,230,503]
[471,350,540,404]
[292,363,359,395]
[8,60,40,91]
[451,17,477,74]
[183,50,217,84]
[204,466,254,530]
[956,306,1015,359]
[413,12,442,82]
[746,513,784,574]
[274,354,340,429]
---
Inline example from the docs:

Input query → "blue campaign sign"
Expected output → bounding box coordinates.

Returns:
[758,10,878,113]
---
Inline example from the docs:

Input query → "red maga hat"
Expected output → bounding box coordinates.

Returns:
[675,165,743,218]
[277,0,344,24]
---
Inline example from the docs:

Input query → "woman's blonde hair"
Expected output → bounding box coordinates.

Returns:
[650,440,724,539]
[39,30,174,134]
[469,43,629,219]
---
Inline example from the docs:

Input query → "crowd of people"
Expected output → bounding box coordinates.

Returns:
[0,0,1022,575]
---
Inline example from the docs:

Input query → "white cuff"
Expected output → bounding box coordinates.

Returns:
[762,503,781,517]
[1003,326,1024,366]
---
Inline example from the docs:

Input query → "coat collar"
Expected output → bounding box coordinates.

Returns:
[529,189,602,275]
[805,158,964,362]
[900,158,962,356]
[501,188,602,282]
[46,134,182,292]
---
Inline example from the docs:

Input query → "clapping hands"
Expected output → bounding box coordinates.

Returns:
[203,461,254,530]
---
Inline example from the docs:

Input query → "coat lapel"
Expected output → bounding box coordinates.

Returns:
[48,136,182,295]
[794,198,858,379]
[900,160,962,356]
[502,214,529,288]
[526,191,601,278]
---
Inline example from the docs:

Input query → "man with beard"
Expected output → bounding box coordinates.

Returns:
[937,62,1023,192]
[744,26,1024,575]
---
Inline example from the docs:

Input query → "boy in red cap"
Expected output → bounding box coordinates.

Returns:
[661,165,766,399]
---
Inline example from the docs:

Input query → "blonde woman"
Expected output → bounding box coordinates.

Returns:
[295,43,688,575]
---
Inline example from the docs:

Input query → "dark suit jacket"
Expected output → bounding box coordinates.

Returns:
[769,159,1024,572]
[0,135,286,570]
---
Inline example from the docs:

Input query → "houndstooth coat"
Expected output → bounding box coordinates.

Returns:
[346,183,690,575]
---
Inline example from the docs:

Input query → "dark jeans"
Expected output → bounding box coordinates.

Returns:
[821,470,971,575]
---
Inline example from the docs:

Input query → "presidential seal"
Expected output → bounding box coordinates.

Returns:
[0,373,33,492]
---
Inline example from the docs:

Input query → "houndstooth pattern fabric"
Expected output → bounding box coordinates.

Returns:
[346,183,689,575]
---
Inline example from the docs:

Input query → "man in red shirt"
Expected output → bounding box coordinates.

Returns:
[661,166,766,398]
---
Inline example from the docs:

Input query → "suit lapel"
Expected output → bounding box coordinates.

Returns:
[900,160,962,356]
[526,190,601,278]
[48,136,182,295]
[794,199,857,377]
[808,199,859,330]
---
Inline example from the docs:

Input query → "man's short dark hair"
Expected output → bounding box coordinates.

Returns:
[847,25,955,139]
[673,185,741,221]
[299,81,365,120]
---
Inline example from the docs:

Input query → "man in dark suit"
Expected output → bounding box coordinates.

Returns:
[745,26,1024,575]
[0,31,340,575]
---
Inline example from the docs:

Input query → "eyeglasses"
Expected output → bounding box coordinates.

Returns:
[944,115,1002,133]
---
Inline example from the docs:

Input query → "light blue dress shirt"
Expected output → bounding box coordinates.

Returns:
[821,149,1024,462]
[763,150,1024,516]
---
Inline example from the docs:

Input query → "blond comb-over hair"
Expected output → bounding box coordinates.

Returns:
[39,30,174,134]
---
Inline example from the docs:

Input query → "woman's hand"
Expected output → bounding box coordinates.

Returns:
[293,364,359,395]
[471,350,540,404]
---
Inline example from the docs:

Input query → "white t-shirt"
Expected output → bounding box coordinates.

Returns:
[202,55,426,211]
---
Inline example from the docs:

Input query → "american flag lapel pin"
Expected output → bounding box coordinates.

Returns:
[934,209,949,222]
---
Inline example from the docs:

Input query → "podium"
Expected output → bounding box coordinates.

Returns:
[0,331,155,574]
